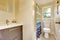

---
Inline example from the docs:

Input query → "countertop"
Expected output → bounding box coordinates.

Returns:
[0,23,23,30]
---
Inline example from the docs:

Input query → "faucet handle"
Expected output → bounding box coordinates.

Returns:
[12,20,16,23]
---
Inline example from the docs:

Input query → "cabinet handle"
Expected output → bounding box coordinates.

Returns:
[56,22,60,24]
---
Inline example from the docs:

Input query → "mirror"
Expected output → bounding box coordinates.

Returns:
[0,0,19,25]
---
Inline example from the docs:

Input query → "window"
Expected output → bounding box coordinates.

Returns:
[43,7,51,18]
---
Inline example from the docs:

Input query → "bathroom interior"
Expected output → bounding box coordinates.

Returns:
[35,0,60,40]
[0,0,60,40]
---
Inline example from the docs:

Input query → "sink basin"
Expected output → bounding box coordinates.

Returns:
[43,28,50,33]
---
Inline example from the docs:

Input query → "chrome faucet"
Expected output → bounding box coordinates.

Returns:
[6,19,9,25]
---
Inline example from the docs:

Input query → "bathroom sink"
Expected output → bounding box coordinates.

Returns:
[43,28,50,33]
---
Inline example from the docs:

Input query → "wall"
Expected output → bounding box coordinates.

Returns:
[0,0,15,25]
[0,10,15,25]
[16,0,35,40]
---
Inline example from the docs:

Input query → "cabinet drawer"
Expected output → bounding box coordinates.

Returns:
[8,27,21,31]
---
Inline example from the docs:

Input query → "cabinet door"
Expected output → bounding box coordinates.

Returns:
[0,31,4,40]
[1,26,22,40]
[0,29,9,40]
[8,27,22,40]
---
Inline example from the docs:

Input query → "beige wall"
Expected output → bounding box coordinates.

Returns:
[0,10,15,25]
[0,0,16,25]
[16,0,36,40]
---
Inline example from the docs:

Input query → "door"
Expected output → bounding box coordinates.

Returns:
[54,4,60,40]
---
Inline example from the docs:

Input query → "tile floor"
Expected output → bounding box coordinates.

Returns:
[37,34,56,40]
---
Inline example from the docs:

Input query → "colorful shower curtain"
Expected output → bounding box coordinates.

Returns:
[36,22,41,38]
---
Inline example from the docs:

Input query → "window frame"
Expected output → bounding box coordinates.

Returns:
[42,6,52,19]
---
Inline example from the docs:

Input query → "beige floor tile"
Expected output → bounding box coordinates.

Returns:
[37,34,55,40]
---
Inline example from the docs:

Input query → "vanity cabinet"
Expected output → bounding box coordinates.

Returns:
[0,26,22,40]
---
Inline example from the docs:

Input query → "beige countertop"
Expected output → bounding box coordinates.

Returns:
[0,23,23,30]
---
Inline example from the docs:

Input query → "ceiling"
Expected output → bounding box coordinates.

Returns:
[35,0,54,5]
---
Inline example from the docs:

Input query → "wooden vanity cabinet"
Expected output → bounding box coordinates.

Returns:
[0,26,22,40]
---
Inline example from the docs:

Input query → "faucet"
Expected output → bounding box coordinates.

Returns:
[6,19,9,25]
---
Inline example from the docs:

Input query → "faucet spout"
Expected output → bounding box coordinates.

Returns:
[6,19,9,25]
